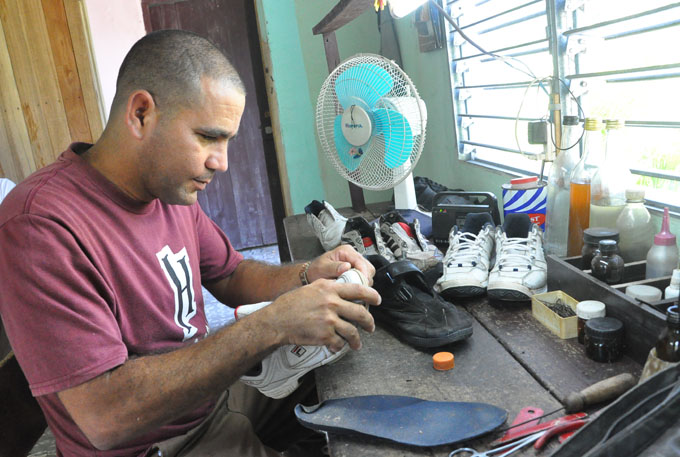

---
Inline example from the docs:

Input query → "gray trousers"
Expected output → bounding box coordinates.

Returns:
[147,376,318,457]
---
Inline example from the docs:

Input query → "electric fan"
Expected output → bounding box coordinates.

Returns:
[316,53,427,209]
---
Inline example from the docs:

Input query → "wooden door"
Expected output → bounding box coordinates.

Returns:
[142,0,283,252]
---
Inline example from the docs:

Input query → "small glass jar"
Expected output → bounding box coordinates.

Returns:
[591,239,625,284]
[584,317,624,363]
[576,300,606,344]
[581,227,619,269]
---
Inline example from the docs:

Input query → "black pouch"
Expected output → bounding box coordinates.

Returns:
[549,363,680,457]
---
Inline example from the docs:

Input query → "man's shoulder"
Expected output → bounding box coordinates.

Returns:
[0,152,80,225]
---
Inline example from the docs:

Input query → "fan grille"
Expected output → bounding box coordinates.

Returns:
[316,54,426,191]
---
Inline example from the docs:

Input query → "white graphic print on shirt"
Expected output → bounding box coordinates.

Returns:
[156,245,198,340]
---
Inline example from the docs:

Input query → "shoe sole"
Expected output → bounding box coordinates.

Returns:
[487,282,547,301]
[250,345,350,399]
[440,285,487,299]
[374,314,473,348]
[438,279,488,299]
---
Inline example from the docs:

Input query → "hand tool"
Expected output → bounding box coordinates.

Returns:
[492,412,587,446]
[562,373,636,412]
[532,419,587,449]
[496,372,636,434]
[448,430,546,457]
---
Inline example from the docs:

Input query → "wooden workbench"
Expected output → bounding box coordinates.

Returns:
[284,204,642,456]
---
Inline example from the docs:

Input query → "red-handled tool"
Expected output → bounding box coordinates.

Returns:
[534,419,587,449]
[491,413,587,446]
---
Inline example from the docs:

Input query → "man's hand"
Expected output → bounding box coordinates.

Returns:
[306,245,376,285]
[255,276,381,353]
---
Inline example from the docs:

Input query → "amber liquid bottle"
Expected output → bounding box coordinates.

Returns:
[567,118,603,256]
[656,304,680,362]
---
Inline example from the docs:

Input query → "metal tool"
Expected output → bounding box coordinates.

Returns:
[492,412,587,446]
[497,373,637,434]
[448,431,545,457]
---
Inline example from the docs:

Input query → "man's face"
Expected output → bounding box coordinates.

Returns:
[140,78,245,205]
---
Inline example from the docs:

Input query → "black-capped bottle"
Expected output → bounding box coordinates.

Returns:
[656,304,680,363]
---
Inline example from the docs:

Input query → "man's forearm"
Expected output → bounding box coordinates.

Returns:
[58,314,281,450]
[206,259,302,305]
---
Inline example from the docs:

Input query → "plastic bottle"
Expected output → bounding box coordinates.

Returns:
[646,207,679,279]
[545,115,581,257]
[655,305,680,363]
[567,118,603,256]
[616,188,656,263]
[589,120,633,229]
[666,269,680,300]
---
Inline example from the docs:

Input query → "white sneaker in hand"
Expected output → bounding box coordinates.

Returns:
[237,268,368,399]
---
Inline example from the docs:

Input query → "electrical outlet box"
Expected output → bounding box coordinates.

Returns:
[528,121,548,145]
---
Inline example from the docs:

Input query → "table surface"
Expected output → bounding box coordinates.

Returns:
[284,203,642,457]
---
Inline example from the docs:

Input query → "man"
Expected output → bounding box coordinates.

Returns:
[0,30,379,456]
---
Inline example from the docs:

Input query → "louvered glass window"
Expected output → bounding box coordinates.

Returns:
[446,0,680,211]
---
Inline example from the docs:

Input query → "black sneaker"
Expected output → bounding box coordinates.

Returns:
[366,255,473,348]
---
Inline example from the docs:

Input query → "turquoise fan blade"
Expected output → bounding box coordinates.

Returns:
[373,108,413,169]
[334,63,393,110]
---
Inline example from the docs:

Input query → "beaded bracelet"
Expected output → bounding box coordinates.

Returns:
[299,261,312,286]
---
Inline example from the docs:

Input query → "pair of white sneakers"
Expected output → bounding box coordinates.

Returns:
[235,268,368,399]
[436,213,547,301]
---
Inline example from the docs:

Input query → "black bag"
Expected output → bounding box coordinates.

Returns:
[549,363,680,457]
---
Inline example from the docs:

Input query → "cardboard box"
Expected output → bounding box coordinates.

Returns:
[531,290,579,339]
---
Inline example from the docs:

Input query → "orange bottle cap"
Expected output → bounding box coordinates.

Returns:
[433,352,454,371]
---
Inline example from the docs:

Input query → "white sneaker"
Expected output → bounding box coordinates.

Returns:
[305,200,348,251]
[487,213,547,301]
[380,211,439,271]
[436,213,495,298]
[341,217,396,262]
[237,268,368,399]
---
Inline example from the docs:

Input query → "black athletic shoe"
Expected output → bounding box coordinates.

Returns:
[366,255,473,349]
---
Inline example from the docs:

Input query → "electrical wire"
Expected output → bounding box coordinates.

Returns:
[429,0,543,83]
[514,76,551,159]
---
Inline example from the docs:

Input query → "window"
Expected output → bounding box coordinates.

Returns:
[446,0,680,211]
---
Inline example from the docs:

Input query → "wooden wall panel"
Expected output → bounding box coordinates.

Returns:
[0,0,71,169]
[0,0,104,182]
[43,0,92,143]
[63,0,105,141]
[0,18,36,183]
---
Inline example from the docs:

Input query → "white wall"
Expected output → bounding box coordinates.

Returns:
[84,0,146,120]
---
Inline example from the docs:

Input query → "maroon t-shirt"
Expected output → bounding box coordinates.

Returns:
[0,143,243,456]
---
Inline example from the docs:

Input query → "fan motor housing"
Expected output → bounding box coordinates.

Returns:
[341,105,372,146]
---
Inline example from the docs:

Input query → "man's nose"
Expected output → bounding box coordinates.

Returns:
[206,146,228,172]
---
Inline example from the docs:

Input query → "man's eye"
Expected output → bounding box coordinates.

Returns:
[199,133,216,141]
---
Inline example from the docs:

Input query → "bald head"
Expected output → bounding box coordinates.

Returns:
[111,30,244,117]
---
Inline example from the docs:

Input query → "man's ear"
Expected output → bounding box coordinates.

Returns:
[125,90,157,140]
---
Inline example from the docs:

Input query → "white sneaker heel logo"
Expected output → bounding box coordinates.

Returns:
[157,245,198,340]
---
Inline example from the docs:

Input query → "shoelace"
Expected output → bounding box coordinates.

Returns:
[497,234,539,271]
[445,231,489,267]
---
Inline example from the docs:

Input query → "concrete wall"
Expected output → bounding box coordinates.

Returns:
[84,0,146,120]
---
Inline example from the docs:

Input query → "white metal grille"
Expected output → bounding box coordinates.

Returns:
[316,53,427,191]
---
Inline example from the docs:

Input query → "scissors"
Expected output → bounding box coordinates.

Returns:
[448,431,545,457]
[448,419,587,457]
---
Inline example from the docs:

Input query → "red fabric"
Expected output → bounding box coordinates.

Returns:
[0,143,243,456]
